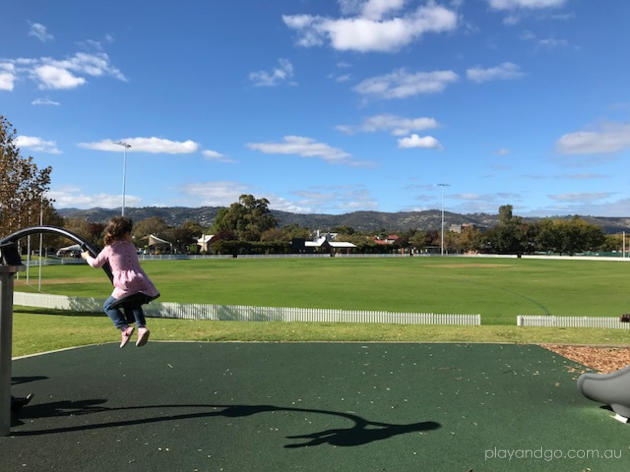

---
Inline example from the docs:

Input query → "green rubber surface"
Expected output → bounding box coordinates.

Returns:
[3,343,629,471]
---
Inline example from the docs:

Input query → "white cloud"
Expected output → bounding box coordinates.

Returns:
[556,123,630,155]
[561,173,606,180]
[249,59,295,87]
[531,197,630,218]
[49,186,141,209]
[548,192,613,202]
[334,73,352,82]
[489,0,566,9]
[15,135,62,154]
[495,147,511,156]
[266,195,312,213]
[466,62,523,83]
[398,134,442,149]
[32,97,61,106]
[361,0,407,20]
[453,193,482,200]
[50,52,126,81]
[34,65,86,89]
[291,184,378,212]
[337,114,439,136]
[521,30,571,49]
[28,22,54,42]
[79,137,199,154]
[0,70,15,91]
[179,181,249,206]
[538,38,569,48]
[247,135,366,166]
[283,2,457,53]
[77,39,104,51]
[4,52,125,91]
[354,69,458,99]
[202,149,237,163]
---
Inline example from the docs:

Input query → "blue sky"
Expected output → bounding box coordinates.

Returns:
[2,0,630,217]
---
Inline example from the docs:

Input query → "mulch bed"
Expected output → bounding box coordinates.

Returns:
[542,344,630,374]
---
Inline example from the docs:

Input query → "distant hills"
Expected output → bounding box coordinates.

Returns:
[57,206,630,234]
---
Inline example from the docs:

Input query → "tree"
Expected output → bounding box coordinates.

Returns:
[0,116,54,236]
[132,217,168,241]
[331,225,355,235]
[458,226,481,253]
[211,194,277,241]
[484,204,530,256]
[498,204,513,225]
[281,223,311,240]
[165,219,203,252]
[260,227,287,242]
[63,218,105,246]
[533,217,604,255]
[410,231,430,251]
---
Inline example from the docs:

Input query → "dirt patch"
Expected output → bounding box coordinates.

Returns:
[542,344,630,374]
[15,277,103,286]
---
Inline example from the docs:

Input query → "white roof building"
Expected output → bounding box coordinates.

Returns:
[305,236,356,250]
[196,234,214,252]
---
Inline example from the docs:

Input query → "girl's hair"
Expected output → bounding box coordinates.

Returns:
[104,217,133,245]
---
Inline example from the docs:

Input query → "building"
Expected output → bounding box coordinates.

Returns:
[304,231,356,254]
[196,234,215,252]
[371,234,400,245]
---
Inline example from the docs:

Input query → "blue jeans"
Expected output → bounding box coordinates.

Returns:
[103,296,147,330]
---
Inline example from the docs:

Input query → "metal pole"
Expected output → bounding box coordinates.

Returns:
[438,184,449,255]
[115,141,131,217]
[441,192,444,255]
[122,145,127,217]
[0,266,19,435]
[26,236,31,284]
[38,204,43,292]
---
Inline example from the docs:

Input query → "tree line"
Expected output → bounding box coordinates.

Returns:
[0,114,625,257]
[61,201,620,257]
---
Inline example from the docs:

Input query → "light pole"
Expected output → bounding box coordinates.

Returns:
[438,183,450,255]
[115,141,132,216]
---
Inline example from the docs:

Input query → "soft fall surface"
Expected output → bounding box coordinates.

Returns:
[4,343,629,472]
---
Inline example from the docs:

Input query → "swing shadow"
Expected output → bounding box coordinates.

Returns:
[12,399,441,448]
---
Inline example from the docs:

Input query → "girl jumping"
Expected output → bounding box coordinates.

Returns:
[82,217,160,348]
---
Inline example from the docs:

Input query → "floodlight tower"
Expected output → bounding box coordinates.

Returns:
[115,141,132,216]
[438,183,450,255]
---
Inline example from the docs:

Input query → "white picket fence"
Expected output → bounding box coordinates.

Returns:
[13,291,480,325]
[517,315,630,329]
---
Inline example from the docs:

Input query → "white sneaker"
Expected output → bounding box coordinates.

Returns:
[120,326,134,348]
[136,327,150,347]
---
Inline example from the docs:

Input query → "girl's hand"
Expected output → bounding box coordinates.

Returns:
[80,251,90,260]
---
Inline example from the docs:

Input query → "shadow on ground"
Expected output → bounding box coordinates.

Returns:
[11,399,440,448]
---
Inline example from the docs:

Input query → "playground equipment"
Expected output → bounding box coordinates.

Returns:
[0,225,155,435]
[578,366,630,423]
[578,314,630,423]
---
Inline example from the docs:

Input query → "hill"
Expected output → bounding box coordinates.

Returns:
[56,206,630,234]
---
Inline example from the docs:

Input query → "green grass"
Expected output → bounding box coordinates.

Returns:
[13,310,630,358]
[15,256,630,325]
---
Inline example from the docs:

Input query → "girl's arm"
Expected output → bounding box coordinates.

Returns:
[81,246,110,268]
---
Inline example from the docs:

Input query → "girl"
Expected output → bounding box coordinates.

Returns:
[81,217,159,348]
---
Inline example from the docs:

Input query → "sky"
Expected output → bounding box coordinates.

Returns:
[2,0,630,217]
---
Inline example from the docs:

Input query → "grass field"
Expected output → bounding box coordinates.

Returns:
[14,256,630,325]
[12,308,630,358]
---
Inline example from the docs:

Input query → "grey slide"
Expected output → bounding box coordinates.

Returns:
[578,365,630,420]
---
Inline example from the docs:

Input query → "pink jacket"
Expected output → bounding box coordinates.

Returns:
[86,240,159,300]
